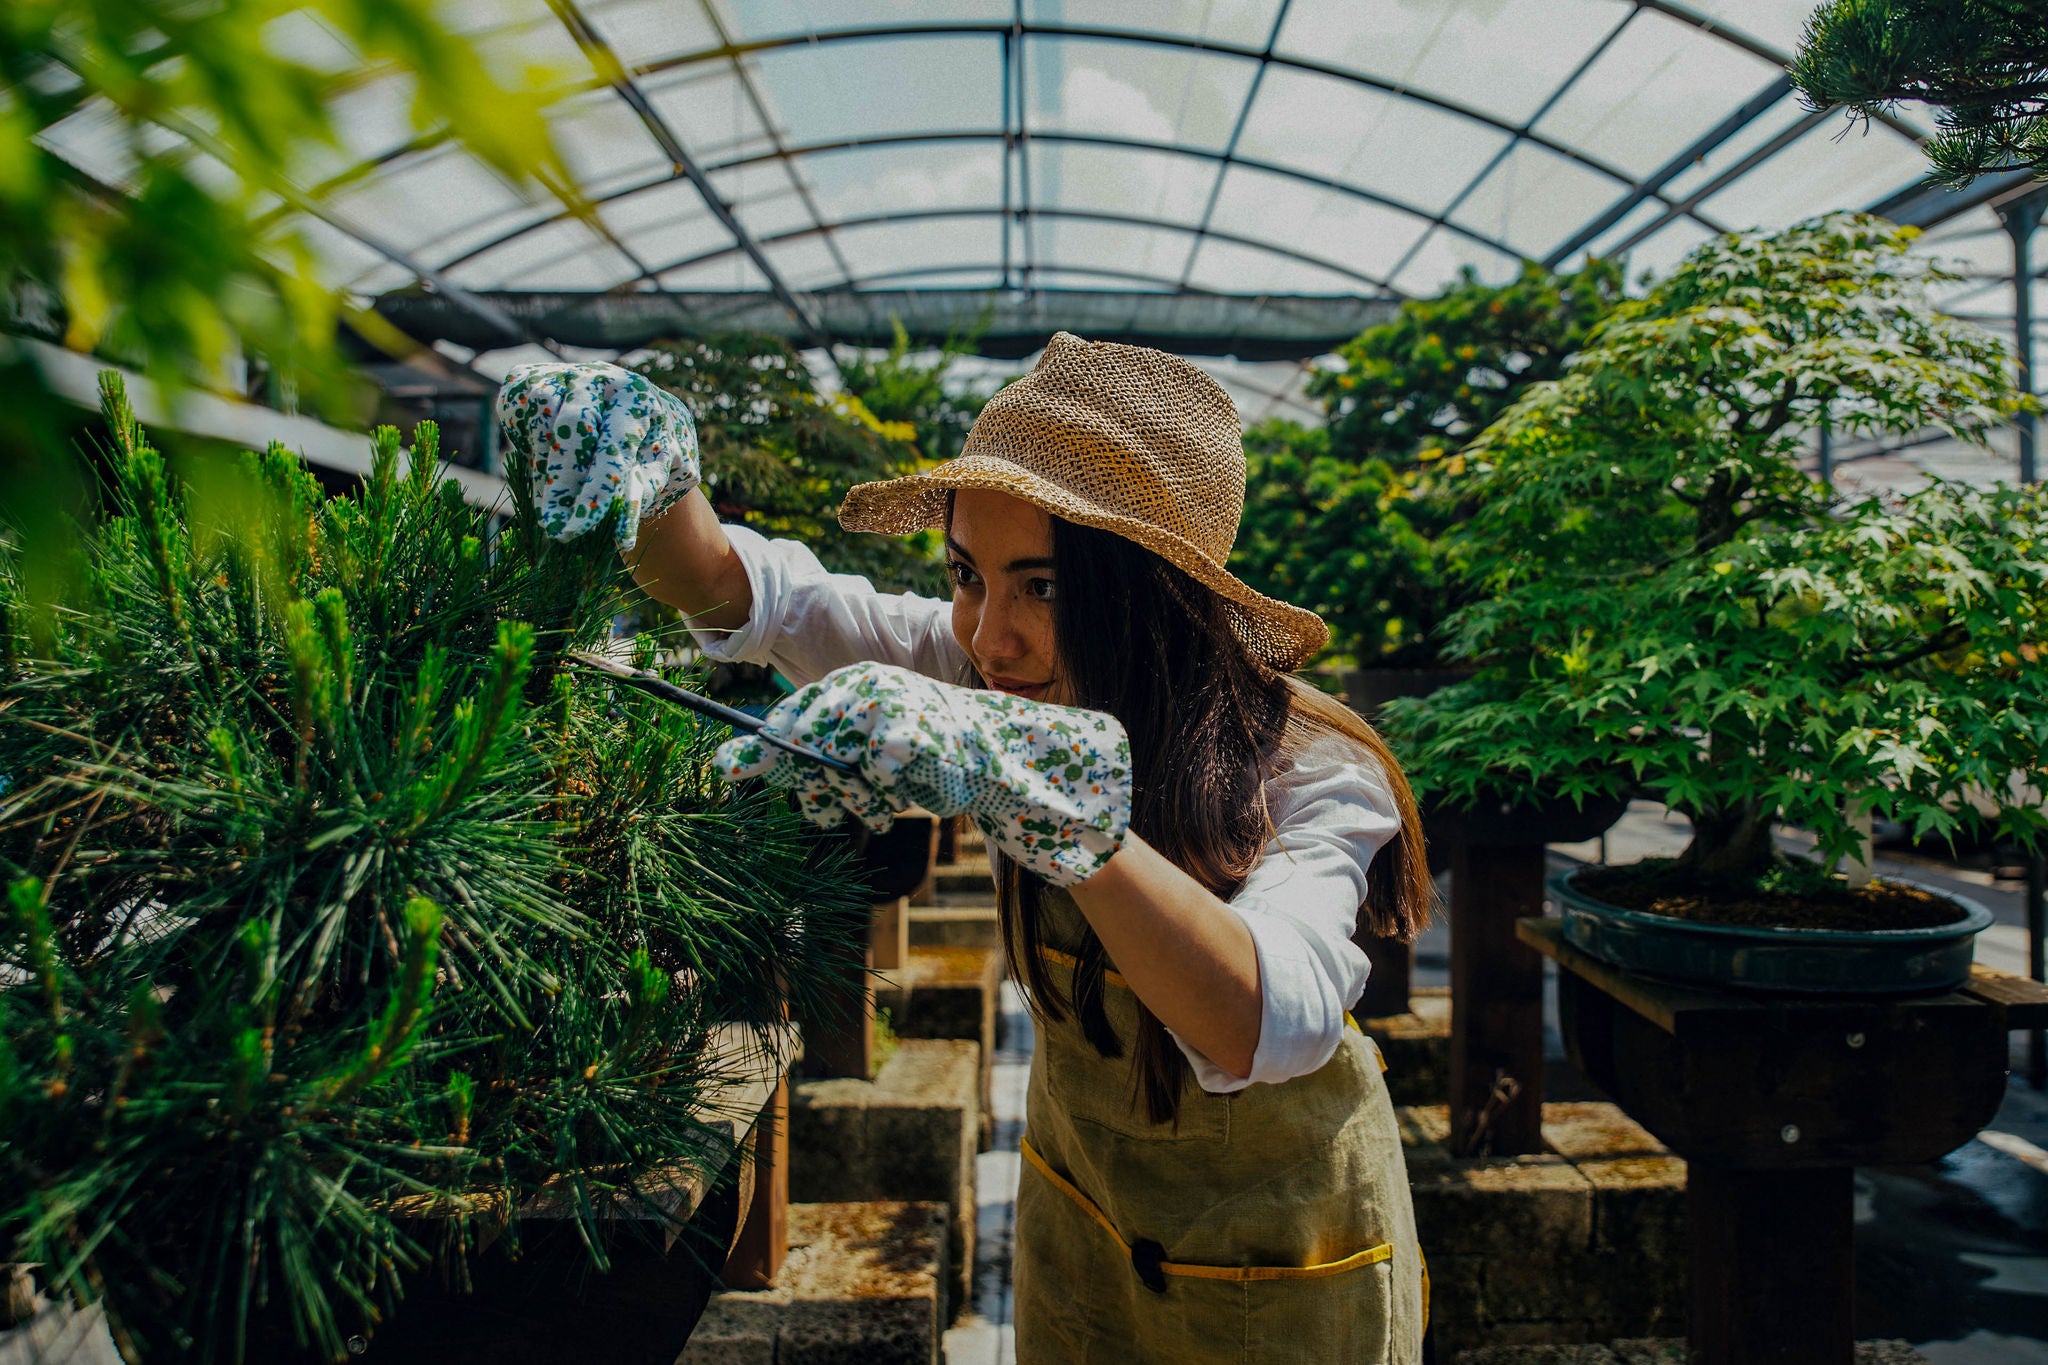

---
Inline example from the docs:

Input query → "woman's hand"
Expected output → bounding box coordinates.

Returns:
[495,361,699,551]
[714,662,1133,887]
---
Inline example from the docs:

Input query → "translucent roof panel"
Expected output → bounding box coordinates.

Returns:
[641,66,783,165]
[1206,166,1430,284]
[796,142,1006,225]
[1616,218,1717,284]
[1023,0,1283,49]
[1276,0,1631,128]
[1450,142,1627,261]
[1235,67,1513,218]
[582,0,720,68]
[1031,218,1196,286]
[97,0,2006,363]
[1388,228,1523,298]
[719,160,824,242]
[1029,269,1177,293]
[322,146,537,265]
[1531,9,1786,181]
[1024,36,1258,153]
[602,181,733,275]
[1657,94,1814,206]
[752,37,1003,145]
[442,219,637,291]
[829,217,1006,287]
[658,253,771,292]
[1029,141,1216,225]
[542,88,674,200]
[760,235,851,291]
[1184,237,1375,295]
[726,0,1010,43]
[1697,120,1930,232]
[1675,0,1877,66]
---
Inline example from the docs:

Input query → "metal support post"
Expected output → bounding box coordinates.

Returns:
[1999,188,2045,1085]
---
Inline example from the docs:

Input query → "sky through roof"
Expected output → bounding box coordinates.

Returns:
[35,0,2042,424]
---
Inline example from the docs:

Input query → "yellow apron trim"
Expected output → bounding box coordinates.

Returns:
[1020,1137,1394,1284]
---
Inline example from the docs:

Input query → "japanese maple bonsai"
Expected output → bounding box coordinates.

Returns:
[0,378,865,1362]
[1233,258,1623,695]
[1385,215,2047,986]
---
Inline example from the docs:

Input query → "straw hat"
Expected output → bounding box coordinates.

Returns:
[839,331,1330,671]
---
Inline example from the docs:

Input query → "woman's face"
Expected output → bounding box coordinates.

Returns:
[947,489,1064,703]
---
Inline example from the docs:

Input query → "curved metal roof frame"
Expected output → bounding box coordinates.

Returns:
[223,0,1956,358]
[647,205,1396,291]
[433,130,1557,286]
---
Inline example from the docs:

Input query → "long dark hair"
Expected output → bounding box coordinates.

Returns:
[996,515,1433,1126]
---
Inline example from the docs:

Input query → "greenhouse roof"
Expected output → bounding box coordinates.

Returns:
[38,0,2040,372]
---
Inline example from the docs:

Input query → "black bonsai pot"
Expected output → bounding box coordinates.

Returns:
[1551,866,1993,995]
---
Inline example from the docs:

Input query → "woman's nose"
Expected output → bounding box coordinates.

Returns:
[973,590,1027,665]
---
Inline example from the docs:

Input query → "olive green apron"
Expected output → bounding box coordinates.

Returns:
[1013,886,1426,1364]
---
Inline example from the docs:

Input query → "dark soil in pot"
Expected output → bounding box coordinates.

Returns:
[1574,857,1970,932]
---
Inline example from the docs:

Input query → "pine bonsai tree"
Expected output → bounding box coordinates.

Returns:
[1793,0,2048,185]
[0,378,865,1362]
[1385,215,2048,893]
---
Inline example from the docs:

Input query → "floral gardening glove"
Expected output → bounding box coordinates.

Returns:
[495,361,699,551]
[714,662,1134,888]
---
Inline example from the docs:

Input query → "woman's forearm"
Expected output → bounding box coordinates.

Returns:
[622,488,754,630]
[1067,834,1263,1079]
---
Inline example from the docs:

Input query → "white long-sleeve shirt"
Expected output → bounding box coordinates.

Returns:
[688,525,1402,1094]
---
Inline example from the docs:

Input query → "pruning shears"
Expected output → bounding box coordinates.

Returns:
[565,651,859,776]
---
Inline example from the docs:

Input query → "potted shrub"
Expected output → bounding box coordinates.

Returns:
[1386,214,2047,994]
[0,379,865,1362]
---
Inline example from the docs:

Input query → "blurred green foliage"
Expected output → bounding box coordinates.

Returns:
[836,321,990,468]
[1232,260,1623,667]
[1794,0,2047,186]
[1385,214,2048,887]
[0,0,558,547]
[636,332,962,596]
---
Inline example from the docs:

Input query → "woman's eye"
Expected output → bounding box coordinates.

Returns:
[1026,577,1057,602]
[948,560,981,588]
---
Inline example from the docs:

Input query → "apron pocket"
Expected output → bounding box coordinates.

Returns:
[1020,1138,1399,1363]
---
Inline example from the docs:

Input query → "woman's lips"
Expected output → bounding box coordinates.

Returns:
[986,675,1054,700]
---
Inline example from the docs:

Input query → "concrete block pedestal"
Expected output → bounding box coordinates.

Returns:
[1363,985,1451,1107]
[789,1039,980,1321]
[876,945,1003,1150]
[681,1201,947,1365]
[1401,1102,1687,1358]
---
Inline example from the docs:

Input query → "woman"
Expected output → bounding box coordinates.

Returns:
[501,333,1431,1362]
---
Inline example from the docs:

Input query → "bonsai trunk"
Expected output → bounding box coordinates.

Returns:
[1677,799,1778,884]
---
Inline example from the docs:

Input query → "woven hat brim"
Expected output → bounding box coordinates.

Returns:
[840,455,1331,672]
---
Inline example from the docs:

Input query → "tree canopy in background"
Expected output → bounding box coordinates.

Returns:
[634,334,948,596]
[1386,214,2046,886]
[1232,260,1623,669]
[836,322,990,469]
[1793,0,2048,185]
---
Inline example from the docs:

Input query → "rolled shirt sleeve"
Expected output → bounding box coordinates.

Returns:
[682,524,974,687]
[1169,735,1404,1094]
